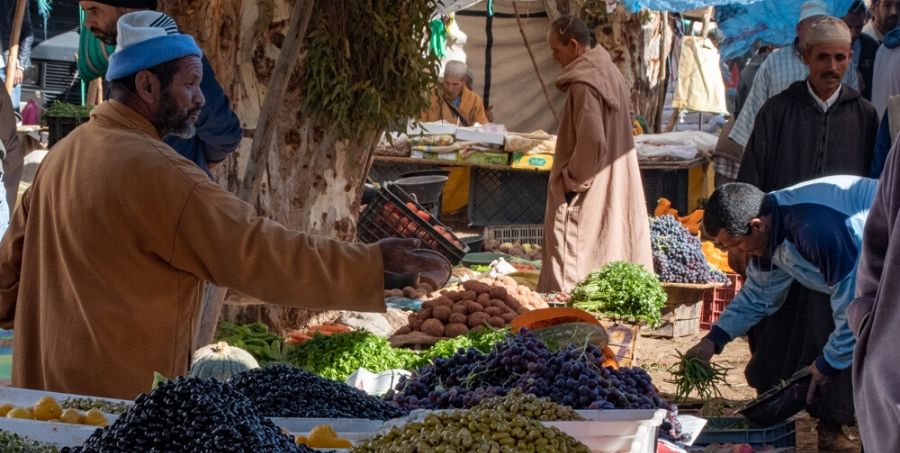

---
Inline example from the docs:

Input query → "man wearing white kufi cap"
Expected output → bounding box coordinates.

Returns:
[728,15,876,450]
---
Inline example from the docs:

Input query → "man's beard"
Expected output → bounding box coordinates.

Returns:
[91,27,117,45]
[156,93,200,139]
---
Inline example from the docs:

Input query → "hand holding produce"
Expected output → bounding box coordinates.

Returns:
[668,351,729,403]
[685,338,716,363]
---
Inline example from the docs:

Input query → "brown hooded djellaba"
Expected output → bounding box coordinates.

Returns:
[538,46,653,293]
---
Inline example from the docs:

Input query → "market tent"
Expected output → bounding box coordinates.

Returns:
[453,1,567,133]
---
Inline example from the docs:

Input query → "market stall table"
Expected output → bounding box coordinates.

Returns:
[370,154,710,226]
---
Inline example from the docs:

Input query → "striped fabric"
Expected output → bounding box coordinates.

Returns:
[729,44,860,146]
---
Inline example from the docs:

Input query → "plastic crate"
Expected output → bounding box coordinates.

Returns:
[700,273,745,330]
[483,224,544,246]
[357,183,469,264]
[693,417,796,449]
[468,167,548,226]
[640,168,689,215]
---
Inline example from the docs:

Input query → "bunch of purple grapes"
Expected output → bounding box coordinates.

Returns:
[389,330,672,412]
[650,215,728,284]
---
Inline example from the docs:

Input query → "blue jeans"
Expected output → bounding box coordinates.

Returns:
[0,72,20,112]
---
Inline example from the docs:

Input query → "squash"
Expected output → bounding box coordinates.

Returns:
[189,342,260,381]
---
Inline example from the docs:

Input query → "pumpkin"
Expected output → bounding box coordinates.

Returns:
[189,342,260,381]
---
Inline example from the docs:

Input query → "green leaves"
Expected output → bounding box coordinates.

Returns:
[570,261,667,328]
[285,331,414,381]
[302,0,440,141]
[215,322,288,365]
[667,352,729,403]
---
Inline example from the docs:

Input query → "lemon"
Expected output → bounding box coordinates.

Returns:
[60,408,84,424]
[6,407,33,420]
[0,403,15,416]
[83,408,108,426]
[32,396,62,421]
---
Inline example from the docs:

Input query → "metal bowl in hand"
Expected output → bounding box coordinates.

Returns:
[736,368,812,426]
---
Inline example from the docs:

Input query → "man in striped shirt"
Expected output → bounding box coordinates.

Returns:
[728,1,860,149]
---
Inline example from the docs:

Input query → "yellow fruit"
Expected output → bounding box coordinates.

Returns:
[0,403,15,417]
[83,408,108,426]
[60,408,84,424]
[6,407,33,419]
[308,424,338,444]
[32,396,63,421]
[295,435,309,446]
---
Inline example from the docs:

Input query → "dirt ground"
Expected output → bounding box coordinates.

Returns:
[636,333,862,453]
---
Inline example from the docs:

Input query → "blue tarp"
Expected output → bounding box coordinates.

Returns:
[716,0,855,60]
[625,0,760,12]
[625,0,856,61]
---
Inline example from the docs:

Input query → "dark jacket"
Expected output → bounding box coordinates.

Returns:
[163,56,242,175]
[857,33,879,101]
[737,80,878,192]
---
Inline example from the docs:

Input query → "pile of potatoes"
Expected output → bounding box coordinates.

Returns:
[384,282,434,300]
[395,277,548,338]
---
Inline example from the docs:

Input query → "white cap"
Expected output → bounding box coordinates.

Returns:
[799,0,830,22]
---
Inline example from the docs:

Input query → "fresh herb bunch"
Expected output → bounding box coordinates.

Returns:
[216,322,288,365]
[287,331,416,381]
[667,351,729,402]
[570,261,667,328]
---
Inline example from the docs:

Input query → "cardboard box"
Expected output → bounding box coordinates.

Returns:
[407,121,458,136]
[455,125,506,145]
[461,151,509,166]
[511,153,554,170]
[410,149,458,161]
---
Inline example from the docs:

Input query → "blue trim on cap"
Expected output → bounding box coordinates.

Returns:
[107,34,202,80]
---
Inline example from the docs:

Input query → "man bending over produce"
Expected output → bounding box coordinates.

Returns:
[686,175,876,451]
[0,12,443,400]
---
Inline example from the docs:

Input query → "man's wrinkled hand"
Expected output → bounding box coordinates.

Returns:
[806,362,830,404]
[13,68,23,86]
[685,338,715,363]
[378,238,444,277]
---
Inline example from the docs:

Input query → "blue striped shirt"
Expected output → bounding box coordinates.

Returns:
[729,44,860,147]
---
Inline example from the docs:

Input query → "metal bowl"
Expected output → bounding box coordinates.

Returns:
[736,368,812,426]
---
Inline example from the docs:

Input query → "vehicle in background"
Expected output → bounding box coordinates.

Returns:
[20,2,82,106]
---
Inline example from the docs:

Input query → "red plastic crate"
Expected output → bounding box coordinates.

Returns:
[700,273,745,330]
[357,183,469,265]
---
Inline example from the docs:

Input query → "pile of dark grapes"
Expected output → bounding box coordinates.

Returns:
[389,330,671,412]
[227,364,407,420]
[650,215,728,284]
[63,377,311,453]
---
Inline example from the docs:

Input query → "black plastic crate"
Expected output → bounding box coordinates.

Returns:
[468,167,548,226]
[693,417,796,449]
[357,183,468,264]
[48,115,88,147]
[640,168,689,216]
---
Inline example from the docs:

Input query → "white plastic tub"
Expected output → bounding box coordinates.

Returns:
[544,409,667,453]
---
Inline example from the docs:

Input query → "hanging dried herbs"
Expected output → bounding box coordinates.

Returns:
[303,1,440,140]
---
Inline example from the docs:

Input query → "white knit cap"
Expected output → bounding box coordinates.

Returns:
[799,0,830,22]
[107,11,202,80]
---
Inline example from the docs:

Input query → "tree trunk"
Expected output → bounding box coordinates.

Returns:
[164,0,379,334]
[592,6,672,133]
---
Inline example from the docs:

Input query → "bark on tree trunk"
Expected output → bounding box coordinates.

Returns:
[164,0,380,334]
[593,6,672,133]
